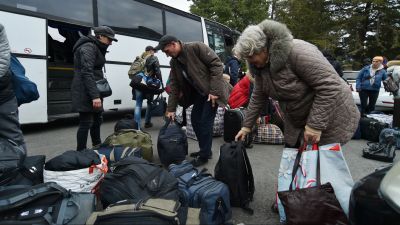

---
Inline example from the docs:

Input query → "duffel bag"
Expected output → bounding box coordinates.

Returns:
[1,155,45,186]
[362,142,396,162]
[360,117,389,142]
[44,152,108,193]
[186,106,225,140]
[86,198,200,225]
[169,160,232,225]
[102,129,153,162]
[0,182,95,225]
[0,138,26,184]
[158,119,188,166]
[114,114,138,132]
[99,156,179,208]
[253,123,284,145]
[94,145,142,167]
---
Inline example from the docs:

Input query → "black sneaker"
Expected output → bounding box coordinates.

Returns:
[189,151,212,159]
[190,156,208,167]
[144,122,153,128]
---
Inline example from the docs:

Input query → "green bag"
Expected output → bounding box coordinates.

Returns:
[102,129,153,162]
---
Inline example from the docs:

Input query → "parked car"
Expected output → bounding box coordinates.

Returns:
[343,70,393,111]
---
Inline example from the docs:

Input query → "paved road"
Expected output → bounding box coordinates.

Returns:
[22,111,396,225]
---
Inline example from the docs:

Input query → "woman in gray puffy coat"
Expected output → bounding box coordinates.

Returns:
[234,19,359,147]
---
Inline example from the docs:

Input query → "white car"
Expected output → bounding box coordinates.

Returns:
[343,71,393,111]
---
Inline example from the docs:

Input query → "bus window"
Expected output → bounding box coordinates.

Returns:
[205,23,227,62]
[165,11,203,42]
[0,0,93,24]
[97,0,163,40]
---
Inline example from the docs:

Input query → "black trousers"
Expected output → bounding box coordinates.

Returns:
[359,90,379,116]
[76,112,103,151]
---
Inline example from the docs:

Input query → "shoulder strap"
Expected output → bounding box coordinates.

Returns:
[0,182,67,212]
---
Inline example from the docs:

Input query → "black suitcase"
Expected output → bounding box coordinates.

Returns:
[349,165,400,225]
[360,117,389,142]
[223,107,253,147]
[0,182,95,225]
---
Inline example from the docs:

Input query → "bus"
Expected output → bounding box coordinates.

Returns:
[0,0,240,124]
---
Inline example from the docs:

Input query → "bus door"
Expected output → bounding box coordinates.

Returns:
[0,10,47,124]
[47,21,90,118]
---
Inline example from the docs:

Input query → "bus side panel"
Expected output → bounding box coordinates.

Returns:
[0,11,48,124]
[18,58,47,124]
[0,11,46,56]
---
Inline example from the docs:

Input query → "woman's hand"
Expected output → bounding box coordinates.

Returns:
[304,125,322,144]
[235,127,251,141]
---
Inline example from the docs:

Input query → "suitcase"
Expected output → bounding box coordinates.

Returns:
[360,117,389,142]
[223,106,253,147]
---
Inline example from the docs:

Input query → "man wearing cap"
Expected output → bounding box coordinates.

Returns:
[131,45,162,129]
[71,25,117,151]
[155,35,231,167]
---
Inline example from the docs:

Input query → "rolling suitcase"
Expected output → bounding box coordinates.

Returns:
[223,106,253,147]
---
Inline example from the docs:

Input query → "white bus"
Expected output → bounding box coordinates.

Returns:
[0,0,239,124]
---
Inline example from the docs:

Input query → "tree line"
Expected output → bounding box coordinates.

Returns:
[190,0,400,70]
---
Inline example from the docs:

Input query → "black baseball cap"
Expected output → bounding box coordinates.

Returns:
[154,35,179,51]
[93,26,118,42]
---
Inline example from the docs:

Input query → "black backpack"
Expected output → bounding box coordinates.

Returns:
[99,156,179,207]
[214,141,255,214]
[114,114,138,132]
[0,182,95,225]
[157,119,188,166]
[0,155,45,186]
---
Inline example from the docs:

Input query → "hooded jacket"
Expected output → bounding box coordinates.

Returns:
[228,74,252,109]
[71,35,107,112]
[243,20,360,146]
[224,56,241,86]
[167,42,231,111]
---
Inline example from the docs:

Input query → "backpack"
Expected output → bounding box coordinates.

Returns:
[157,119,188,166]
[128,55,148,79]
[1,155,45,186]
[99,156,180,208]
[0,138,26,185]
[383,73,399,93]
[114,114,138,132]
[102,129,153,162]
[214,142,255,214]
[0,182,95,225]
[9,54,40,106]
[168,161,232,225]
[86,198,201,225]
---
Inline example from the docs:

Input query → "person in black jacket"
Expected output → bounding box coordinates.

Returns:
[71,26,117,151]
[0,23,25,153]
[322,50,343,77]
[224,54,241,86]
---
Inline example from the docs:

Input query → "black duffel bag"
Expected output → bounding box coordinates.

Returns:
[0,182,95,225]
[157,119,188,166]
[0,155,45,186]
[0,138,26,185]
[99,156,179,207]
[360,117,389,142]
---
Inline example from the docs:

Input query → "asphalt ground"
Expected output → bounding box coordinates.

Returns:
[22,110,396,225]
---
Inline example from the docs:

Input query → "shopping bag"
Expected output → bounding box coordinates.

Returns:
[319,143,354,216]
[278,144,349,225]
[277,144,318,222]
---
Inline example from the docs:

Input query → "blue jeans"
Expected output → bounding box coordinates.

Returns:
[134,89,153,129]
[191,94,217,159]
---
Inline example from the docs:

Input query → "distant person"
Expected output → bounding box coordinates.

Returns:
[233,19,359,146]
[0,23,26,153]
[322,50,343,77]
[131,46,162,129]
[155,34,231,167]
[224,54,241,86]
[71,26,117,151]
[356,56,387,116]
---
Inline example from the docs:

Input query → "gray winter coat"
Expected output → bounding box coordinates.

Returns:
[0,23,13,104]
[243,20,360,146]
[71,35,107,112]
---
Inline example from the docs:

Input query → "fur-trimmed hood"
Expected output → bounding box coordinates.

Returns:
[250,19,294,75]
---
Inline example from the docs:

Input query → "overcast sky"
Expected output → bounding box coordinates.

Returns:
[153,0,192,12]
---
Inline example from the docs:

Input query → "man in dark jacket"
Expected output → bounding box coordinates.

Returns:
[155,35,231,167]
[224,54,241,86]
[71,26,117,151]
[0,23,25,153]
